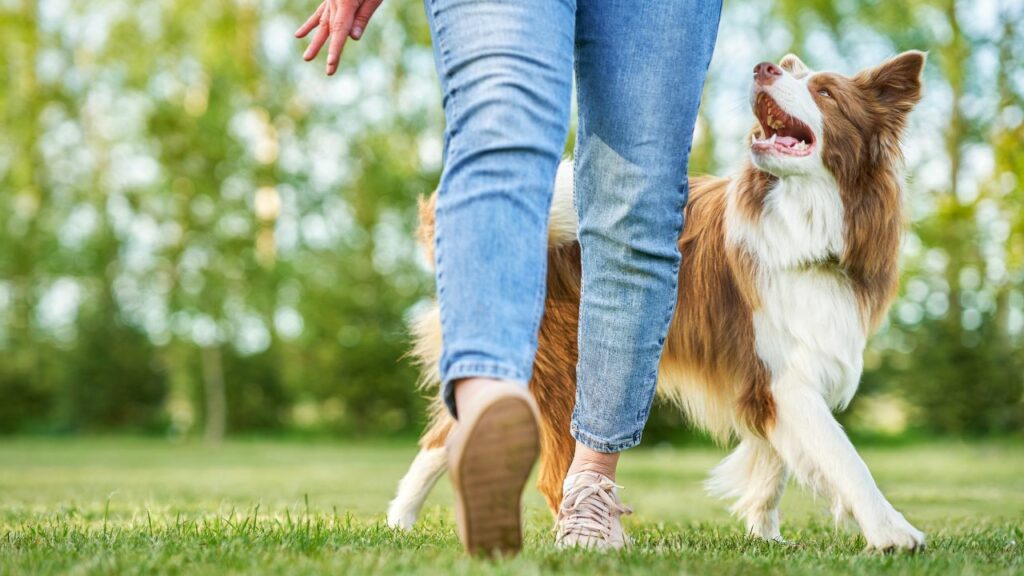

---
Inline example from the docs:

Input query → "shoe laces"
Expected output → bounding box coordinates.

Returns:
[555,473,632,544]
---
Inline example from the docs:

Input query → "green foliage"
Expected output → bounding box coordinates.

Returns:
[0,0,1021,439]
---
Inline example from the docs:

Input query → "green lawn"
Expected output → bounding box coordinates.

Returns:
[1,438,1021,575]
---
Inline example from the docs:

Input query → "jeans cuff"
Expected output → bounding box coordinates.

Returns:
[441,361,529,420]
[570,421,643,453]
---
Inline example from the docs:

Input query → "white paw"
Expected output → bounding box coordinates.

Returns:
[746,510,782,542]
[862,510,925,552]
[386,501,417,531]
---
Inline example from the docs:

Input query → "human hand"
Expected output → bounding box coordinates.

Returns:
[295,0,383,75]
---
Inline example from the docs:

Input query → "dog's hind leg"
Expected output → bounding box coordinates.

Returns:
[387,413,454,530]
[767,384,924,551]
[530,294,583,517]
[706,437,788,541]
[535,414,575,515]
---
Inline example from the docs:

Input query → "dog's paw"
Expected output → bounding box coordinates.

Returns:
[385,501,417,531]
[745,510,782,542]
[862,511,925,552]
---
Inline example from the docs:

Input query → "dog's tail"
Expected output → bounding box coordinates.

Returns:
[416,193,439,270]
[391,161,578,530]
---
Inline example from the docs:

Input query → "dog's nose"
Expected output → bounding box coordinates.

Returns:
[754,62,783,86]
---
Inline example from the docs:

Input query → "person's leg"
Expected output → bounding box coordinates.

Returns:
[571,0,721,464]
[425,0,575,418]
[557,0,722,547]
[423,0,575,556]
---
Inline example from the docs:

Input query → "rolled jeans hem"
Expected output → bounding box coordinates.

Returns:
[570,422,642,453]
[441,361,529,419]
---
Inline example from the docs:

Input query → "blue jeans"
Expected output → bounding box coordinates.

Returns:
[427,0,721,452]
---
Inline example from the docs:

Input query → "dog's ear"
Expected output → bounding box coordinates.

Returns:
[779,54,810,79]
[858,51,927,162]
[857,50,926,114]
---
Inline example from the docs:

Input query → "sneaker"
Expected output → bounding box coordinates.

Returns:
[554,471,632,550]
[446,382,540,556]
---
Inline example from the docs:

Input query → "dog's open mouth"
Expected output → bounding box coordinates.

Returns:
[751,92,815,157]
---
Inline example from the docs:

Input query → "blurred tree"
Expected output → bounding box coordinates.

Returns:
[0,0,1020,440]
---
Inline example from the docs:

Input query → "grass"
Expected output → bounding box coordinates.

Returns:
[1,437,1021,575]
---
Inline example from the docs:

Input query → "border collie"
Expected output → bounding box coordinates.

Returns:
[388,51,927,552]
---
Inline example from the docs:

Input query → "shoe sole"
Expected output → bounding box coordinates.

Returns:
[450,396,539,557]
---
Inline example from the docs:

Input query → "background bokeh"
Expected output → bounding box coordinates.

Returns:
[0,0,1021,442]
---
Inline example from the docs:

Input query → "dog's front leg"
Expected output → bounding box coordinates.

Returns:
[768,383,925,551]
[706,438,788,541]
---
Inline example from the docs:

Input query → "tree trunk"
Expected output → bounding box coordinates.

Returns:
[201,346,226,445]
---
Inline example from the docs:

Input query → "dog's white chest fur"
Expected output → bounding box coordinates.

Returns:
[754,269,865,409]
[727,176,864,409]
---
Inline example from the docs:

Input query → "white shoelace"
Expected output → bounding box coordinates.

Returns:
[555,475,632,544]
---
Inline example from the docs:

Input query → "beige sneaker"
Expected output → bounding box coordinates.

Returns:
[554,471,633,550]
[446,382,540,557]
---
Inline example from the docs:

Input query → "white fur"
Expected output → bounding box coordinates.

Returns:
[409,304,443,388]
[712,186,924,548]
[780,54,811,79]
[727,173,845,271]
[706,439,788,540]
[767,386,925,550]
[716,64,924,549]
[657,363,737,443]
[390,61,925,551]
[387,447,448,530]
[726,171,863,409]
[748,61,825,179]
[548,162,578,247]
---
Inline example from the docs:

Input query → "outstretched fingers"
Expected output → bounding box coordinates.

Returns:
[302,3,332,62]
[350,0,383,40]
[297,0,382,74]
[326,0,356,75]
[295,2,325,38]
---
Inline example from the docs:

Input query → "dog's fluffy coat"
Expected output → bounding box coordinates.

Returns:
[388,51,927,551]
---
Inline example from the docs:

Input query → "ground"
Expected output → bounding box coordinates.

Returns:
[0,438,1021,575]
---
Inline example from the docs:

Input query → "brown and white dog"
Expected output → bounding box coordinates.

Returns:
[388,51,927,551]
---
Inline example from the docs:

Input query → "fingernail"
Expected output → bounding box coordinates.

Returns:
[351,26,362,39]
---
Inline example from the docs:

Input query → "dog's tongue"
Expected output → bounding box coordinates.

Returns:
[775,135,799,147]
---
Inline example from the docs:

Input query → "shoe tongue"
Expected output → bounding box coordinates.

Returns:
[563,471,617,495]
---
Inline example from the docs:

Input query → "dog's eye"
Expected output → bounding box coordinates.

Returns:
[817,88,832,98]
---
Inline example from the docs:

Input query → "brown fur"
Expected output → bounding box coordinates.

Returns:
[807,51,925,330]
[666,175,776,439]
[412,51,925,516]
[414,176,774,510]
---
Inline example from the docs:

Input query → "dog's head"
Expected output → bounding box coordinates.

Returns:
[748,51,926,182]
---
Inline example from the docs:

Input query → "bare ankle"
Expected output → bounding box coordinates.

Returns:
[567,442,620,481]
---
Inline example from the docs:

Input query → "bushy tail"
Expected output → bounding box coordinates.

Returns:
[416,193,438,269]
[406,302,453,449]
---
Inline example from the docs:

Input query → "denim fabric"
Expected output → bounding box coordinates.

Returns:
[426,0,721,452]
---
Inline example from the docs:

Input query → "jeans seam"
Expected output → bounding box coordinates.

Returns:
[446,360,526,380]
[571,421,642,453]
[427,0,462,163]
